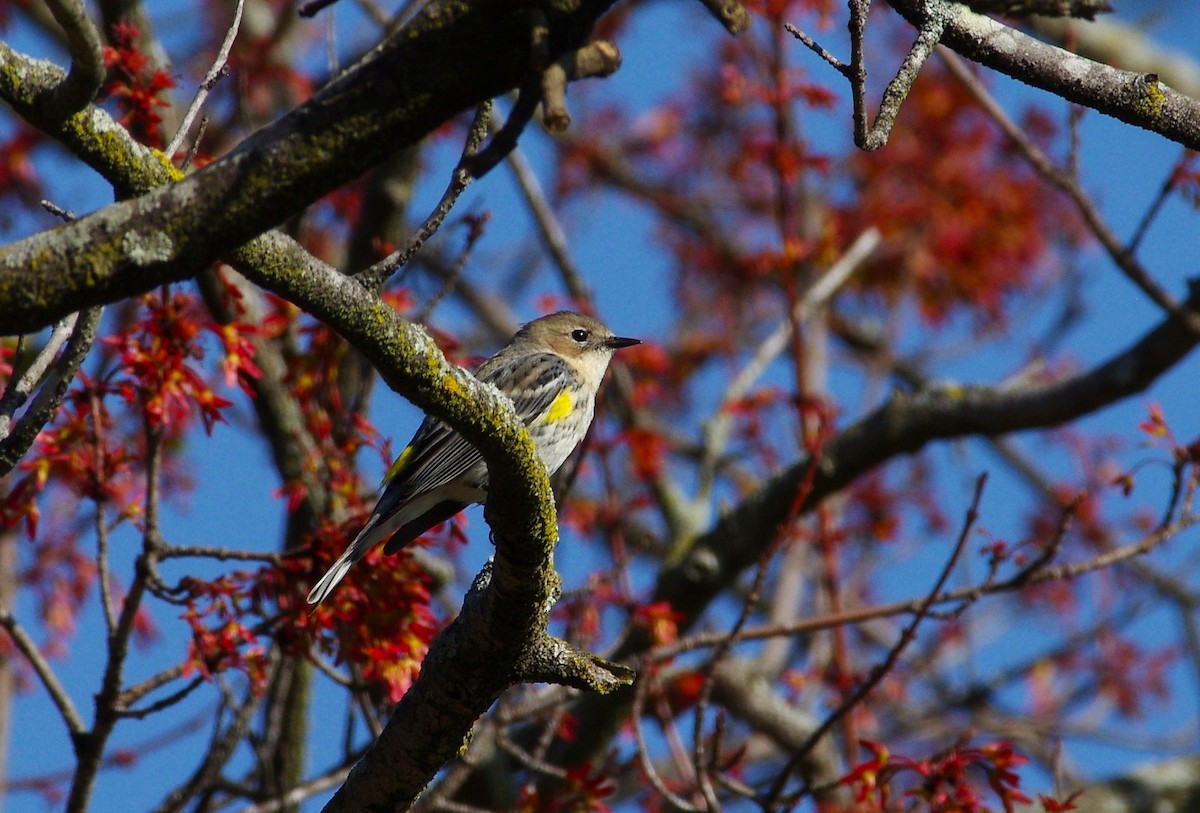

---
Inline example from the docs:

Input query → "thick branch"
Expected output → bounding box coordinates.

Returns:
[41,0,104,122]
[224,235,634,811]
[548,279,1200,770]
[888,0,1200,149]
[0,0,621,335]
[642,279,1200,648]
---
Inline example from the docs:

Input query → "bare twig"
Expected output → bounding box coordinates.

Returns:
[41,199,76,221]
[764,474,986,808]
[0,312,79,437]
[167,0,245,158]
[156,544,284,563]
[0,610,87,737]
[413,213,490,323]
[152,654,278,813]
[0,307,101,478]
[783,23,850,76]
[357,101,492,291]
[119,663,187,707]
[653,502,1194,663]
[503,144,590,303]
[631,671,704,812]
[1128,150,1195,255]
[461,87,540,180]
[117,677,206,719]
[233,764,354,813]
[937,47,1200,333]
[788,0,948,151]
[698,228,879,498]
[180,115,209,171]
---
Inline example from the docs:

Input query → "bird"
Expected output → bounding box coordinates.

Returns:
[306,311,640,605]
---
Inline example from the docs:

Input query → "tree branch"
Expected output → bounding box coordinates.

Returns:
[40,0,104,123]
[0,0,626,335]
[547,278,1200,770]
[888,0,1200,149]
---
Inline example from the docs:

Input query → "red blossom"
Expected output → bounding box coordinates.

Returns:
[0,126,43,207]
[104,291,234,435]
[841,63,1082,326]
[515,763,614,813]
[301,518,438,702]
[633,600,684,647]
[1039,790,1084,811]
[842,739,1032,813]
[622,427,669,481]
[100,22,175,148]
[180,573,270,691]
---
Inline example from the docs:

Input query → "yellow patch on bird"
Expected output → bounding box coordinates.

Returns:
[384,444,415,484]
[545,388,573,423]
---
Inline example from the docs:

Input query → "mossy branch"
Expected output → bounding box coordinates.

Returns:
[0,0,624,335]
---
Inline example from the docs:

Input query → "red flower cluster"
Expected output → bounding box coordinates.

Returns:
[300,518,439,702]
[101,21,175,148]
[841,739,1041,813]
[180,573,271,692]
[104,291,257,435]
[515,763,615,813]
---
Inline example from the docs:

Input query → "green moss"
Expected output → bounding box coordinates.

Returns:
[1133,76,1166,120]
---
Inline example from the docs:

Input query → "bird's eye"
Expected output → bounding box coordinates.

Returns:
[570,328,590,343]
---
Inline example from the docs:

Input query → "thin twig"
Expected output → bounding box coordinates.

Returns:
[166,0,246,158]
[413,213,490,323]
[233,763,354,812]
[461,88,539,180]
[938,46,1200,332]
[1128,150,1194,255]
[0,307,101,478]
[652,497,1196,667]
[698,228,878,498]
[504,144,591,304]
[788,0,948,150]
[782,23,850,76]
[40,199,77,221]
[90,388,118,633]
[0,610,87,736]
[156,544,284,563]
[357,102,492,291]
[0,311,79,438]
[118,677,206,719]
[764,473,987,808]
[631,670,704,812]
[119,663,187,707]
[181,115,209,171]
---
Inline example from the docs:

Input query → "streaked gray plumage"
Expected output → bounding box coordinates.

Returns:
[306,312,640,605]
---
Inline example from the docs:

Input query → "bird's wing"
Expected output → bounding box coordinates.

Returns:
[378,353,571,501]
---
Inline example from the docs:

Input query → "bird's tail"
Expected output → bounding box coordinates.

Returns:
[306,522,381,606]
[306,500,469,605]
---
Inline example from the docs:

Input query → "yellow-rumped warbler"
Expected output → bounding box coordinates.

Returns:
[307,311,640,605]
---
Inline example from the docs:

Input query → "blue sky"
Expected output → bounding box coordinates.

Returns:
[6,1,1200,811]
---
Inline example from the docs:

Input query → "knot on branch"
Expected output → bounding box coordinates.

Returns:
[514,635,637,693]
[465,37,623,177]
[694,0,752,34]
[540,40,623,132]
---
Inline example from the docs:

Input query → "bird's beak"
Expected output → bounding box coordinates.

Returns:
[605,336,642,350]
